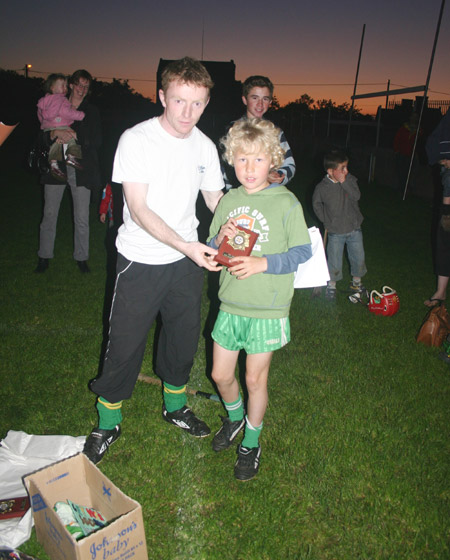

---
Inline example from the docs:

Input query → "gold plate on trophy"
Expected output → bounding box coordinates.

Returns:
[214,226,259,267]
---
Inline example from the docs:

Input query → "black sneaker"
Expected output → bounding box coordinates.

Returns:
[325,285,336,300]
[234,444,261,481]
[349,283,368,303]
[77,260,90,273]
[438,351,450,364]
[212,417,245,452]
[83,425,121,464]
[35,258,49,273]
[162,405,210,437]
[349,283,367,295]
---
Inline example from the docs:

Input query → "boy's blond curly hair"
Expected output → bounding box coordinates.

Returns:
[221,118,285,168]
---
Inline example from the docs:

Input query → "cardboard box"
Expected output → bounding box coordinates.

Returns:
[24,453,148,560]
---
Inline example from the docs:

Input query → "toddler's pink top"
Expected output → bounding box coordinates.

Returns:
[37,93,85,130]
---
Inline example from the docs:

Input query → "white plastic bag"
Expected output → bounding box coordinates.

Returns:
[0,431,85,548]
[294,227,330,288]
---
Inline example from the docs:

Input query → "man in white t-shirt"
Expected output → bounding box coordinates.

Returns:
[83,58,224,464]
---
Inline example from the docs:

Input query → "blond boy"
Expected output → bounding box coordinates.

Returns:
[207,118,311,480]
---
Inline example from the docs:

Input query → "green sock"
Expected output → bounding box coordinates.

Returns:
[241,415,263,449]
[163,383,187,413]
[97,397,123,430]
[223,395,244,422]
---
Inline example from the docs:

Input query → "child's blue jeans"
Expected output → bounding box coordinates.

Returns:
[326,229,367,282]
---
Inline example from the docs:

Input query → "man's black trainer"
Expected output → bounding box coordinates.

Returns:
[162,405,210,437]
[83,425,121,464]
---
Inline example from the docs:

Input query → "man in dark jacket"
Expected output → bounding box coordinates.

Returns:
[424,109,450,307]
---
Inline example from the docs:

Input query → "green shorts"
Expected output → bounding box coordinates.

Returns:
[212,310,290,354]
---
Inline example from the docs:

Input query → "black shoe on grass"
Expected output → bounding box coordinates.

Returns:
[325,286,336,300]
[77,260,90,273]
[234,444,261,481]
[438,351,450,364]
[212,417,245,452]
[162,405,210,437]
[348,283,368,304]
[349,283,368,296]
[83,425,121,464]
[35,258,49,273]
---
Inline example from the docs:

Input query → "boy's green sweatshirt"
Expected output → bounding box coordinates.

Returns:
[207,185,310,319]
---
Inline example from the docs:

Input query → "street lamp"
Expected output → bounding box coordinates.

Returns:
[25,64,32,78]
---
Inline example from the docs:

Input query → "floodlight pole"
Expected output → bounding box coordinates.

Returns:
[375,106,382,149]
[201,18,205,60]
[346,23,365,148]
[403,0,446,200]
[327,106,331,137]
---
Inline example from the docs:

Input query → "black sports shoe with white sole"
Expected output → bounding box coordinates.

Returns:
[162,405,210,437]
[83,425,121,464]
[212,417,245,452]
[348,283,368,304]
[234,444,261,481]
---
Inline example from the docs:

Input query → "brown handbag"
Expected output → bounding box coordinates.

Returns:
[416,303,450,347]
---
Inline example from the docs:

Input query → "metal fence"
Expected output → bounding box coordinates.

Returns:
[387,99,450,115]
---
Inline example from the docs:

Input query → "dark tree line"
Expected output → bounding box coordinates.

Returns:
[1,69,377,180]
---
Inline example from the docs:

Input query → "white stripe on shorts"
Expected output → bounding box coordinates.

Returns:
[280,317,288,347]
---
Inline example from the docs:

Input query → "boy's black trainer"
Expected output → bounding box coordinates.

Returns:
[348,283,368,304]
[162,405,210,437]
[325,285,336,301]
[349,283,368,296]
[212,417,245,452]
[83,425,121,465]
[234,444,261,481]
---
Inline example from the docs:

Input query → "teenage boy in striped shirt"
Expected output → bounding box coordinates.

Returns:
[222,75,296,191]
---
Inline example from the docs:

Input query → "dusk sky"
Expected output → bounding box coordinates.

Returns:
[3,0,449,115]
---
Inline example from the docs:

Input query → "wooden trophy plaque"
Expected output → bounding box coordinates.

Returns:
[214,226,259,267]
[0,496,30,520]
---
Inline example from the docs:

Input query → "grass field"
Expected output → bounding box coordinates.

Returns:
[1,153,449,559]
